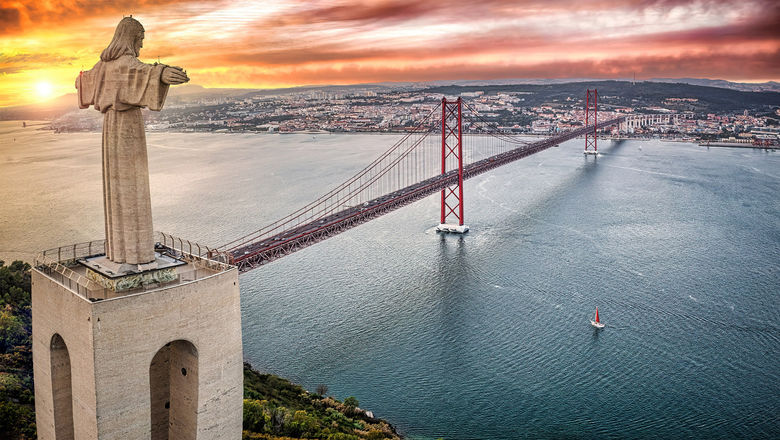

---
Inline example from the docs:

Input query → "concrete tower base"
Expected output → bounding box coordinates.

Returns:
[32,236,243,439]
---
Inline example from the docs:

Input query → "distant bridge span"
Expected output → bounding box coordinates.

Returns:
[220,91,625,272]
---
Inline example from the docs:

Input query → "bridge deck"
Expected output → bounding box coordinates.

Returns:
[229,117,624,272]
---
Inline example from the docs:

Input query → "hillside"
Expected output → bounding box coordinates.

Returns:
[422,80,780,113]
[2,79,778,122]
[243,366,400,440]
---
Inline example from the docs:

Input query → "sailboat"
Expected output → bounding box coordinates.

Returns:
[590,307,605,329]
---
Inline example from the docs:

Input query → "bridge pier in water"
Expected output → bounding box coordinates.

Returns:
[436,97,469,234]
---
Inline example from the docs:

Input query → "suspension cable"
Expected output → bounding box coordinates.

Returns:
[221,102,442,251]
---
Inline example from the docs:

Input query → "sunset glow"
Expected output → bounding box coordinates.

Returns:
[1,0,778,107]
[34,81,53,100]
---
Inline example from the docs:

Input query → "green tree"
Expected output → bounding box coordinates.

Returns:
[343,396,359,409]
[0,309,27,353]
[271,406,291,434]
[243,399,269,432]
[287,409,321,438]
[0,260,35,439]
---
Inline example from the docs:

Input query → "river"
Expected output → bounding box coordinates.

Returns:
[1,122,778,438]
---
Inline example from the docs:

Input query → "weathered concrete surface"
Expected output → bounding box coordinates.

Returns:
[33,270,99,440]
[32,266,243,439]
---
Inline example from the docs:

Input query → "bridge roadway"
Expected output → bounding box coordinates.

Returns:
[228,116,625,272]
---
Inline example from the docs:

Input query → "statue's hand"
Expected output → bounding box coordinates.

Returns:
[161,66,189,85]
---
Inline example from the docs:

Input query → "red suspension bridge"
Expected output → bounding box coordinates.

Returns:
[219,89,624,272]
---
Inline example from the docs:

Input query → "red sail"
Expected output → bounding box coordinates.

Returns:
[595,307,600,323]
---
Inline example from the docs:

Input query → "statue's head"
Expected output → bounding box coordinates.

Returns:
[100,17,145,62]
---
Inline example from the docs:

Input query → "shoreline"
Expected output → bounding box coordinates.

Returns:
[698,141,777,149]
[2,121,774,148]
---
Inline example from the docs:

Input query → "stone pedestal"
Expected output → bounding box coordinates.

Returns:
[80,253,185,292]
[32,253,243,440]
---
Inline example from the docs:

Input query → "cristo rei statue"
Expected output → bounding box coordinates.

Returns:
[76,16,189,266]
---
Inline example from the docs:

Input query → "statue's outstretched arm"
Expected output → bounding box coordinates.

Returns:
[162,66,189,85]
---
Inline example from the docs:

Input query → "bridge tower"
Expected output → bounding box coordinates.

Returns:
[436,97,469,233]
[584,89,598,155]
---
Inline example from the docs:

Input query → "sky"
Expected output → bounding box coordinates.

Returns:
[0,0,778,107]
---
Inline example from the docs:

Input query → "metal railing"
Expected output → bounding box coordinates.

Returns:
[35,239,106,267]
[36,259,107,299]
[157,232,232,268]
[34,232,233,301]
[35,239,107,299]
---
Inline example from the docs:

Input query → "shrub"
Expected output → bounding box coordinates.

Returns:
[343,396,359,408]
[243,399,270,432]
[327,433,359,440]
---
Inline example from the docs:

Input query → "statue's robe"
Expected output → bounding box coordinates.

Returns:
[77,55,169,264]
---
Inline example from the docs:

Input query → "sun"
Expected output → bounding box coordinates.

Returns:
[35,81,54,100]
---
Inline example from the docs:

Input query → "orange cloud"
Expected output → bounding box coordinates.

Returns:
[191,49,780,87]
[0,0,778,107]
[0,0,207,34]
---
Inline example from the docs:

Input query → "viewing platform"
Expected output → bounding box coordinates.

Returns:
[34,232,234,302]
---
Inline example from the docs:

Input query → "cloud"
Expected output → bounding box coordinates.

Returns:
[193,15,779,73]
[189,48,780,88]
[0,7,20,33]
[268,0,429,26]
[637,3,780,44]
[194,0,779,66]
[0,65,23,74]
[259,0,778,28]
[0,0,778,108]
[0,52,79,73]
[0,0,216,34]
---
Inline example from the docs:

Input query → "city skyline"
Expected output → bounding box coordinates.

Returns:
[1,0,779,107]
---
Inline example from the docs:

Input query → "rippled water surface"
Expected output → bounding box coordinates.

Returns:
[1,122,778,438]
